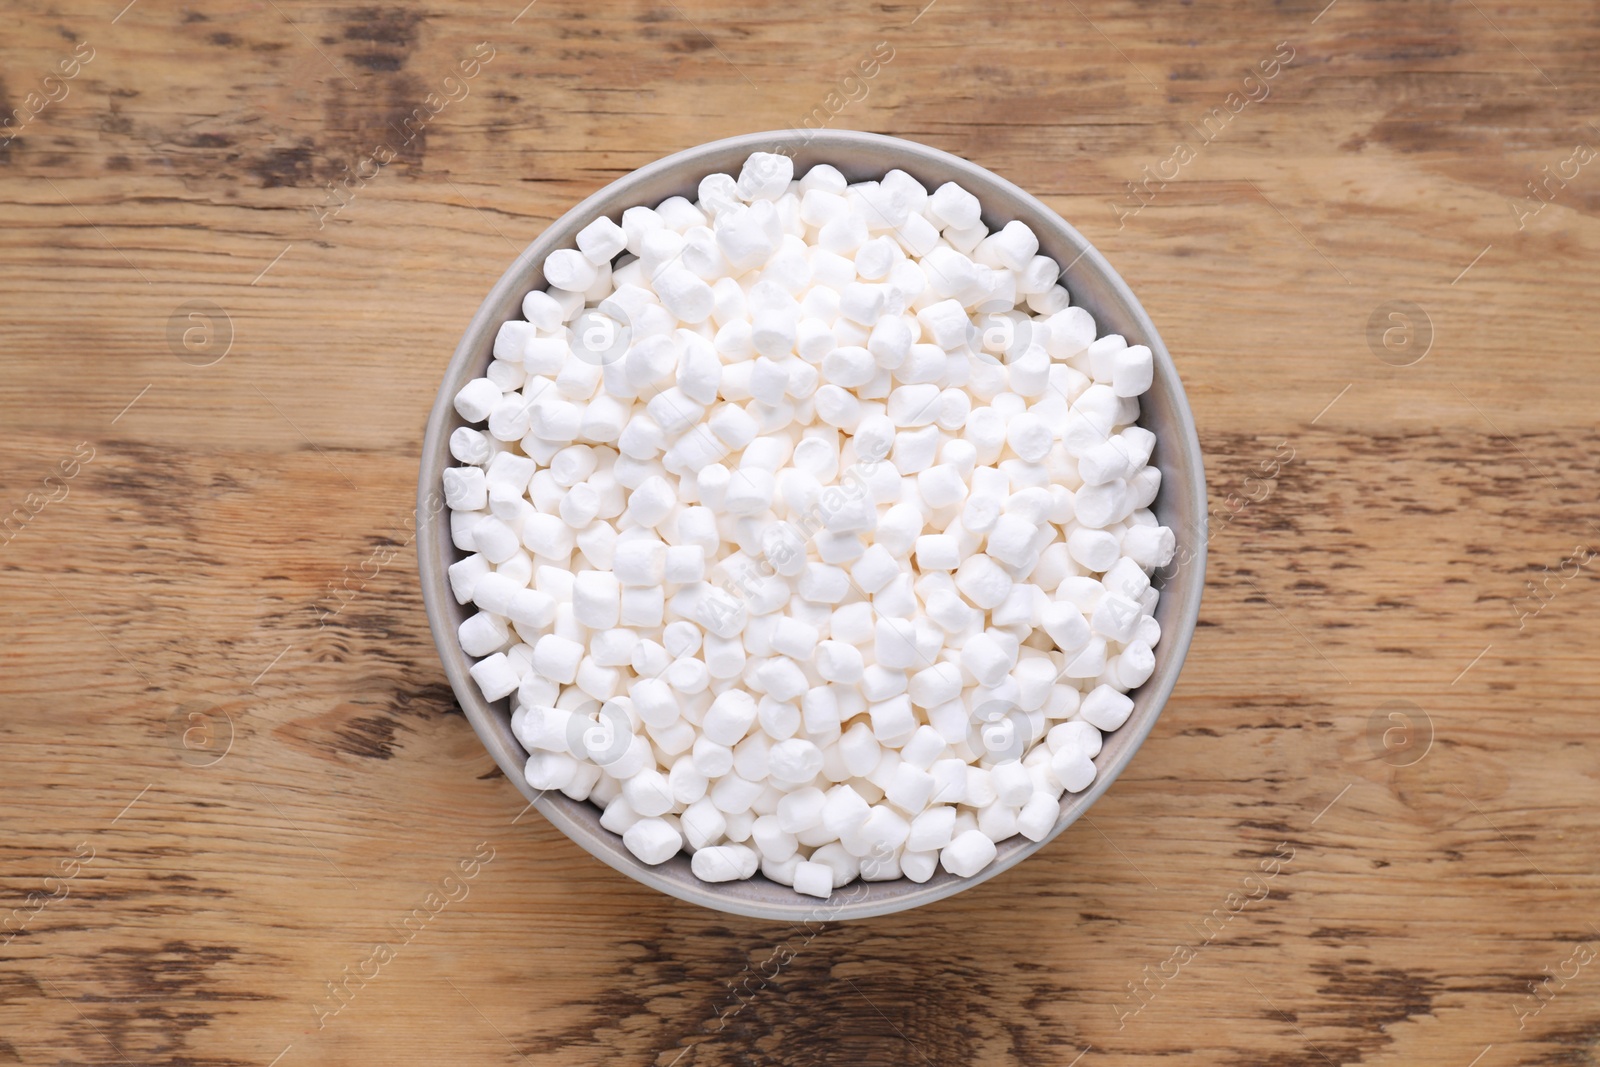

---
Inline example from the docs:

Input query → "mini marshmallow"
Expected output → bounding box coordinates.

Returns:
[1079,684,1135,731]
[850,544,901,593]
[916,463,967,510]
[443,466,488,512]
[1112,344,1154,397]
[771,617,820,659]
[469,652,519,701]
[664,544,707,583]
[716,200,783,272]
[532,634,584,684]
[908,663,963,708]
[623,818,683,864]
[449,426,493,466]
[816,641,865,684]
[986,515,1039,569]
[738,152,794,201]
[544,248,599,292]
[822,345,877,388]
[454,378,502,423]
[577,215,628,265]
[1116,640,1157,689]
[917,299,970,349]
[793,859,834,898]
[472,516,521,564]
[612,539,667,586]
[799,563,850,604]
[1052,748,1097,793]
[1091,592,1143,643]
[622,476,676,529]
[703,690,759,746]
[954,554,1013,610]
[914,535,961,571]
[692,844,759,882]
[572,571,620,630]
[961,633,1013,688]
[1123,524,1176,568]
[1043,602,1092,653]
[940,829,998,877]
[929,182,982,229]
[1006,413,1053,463]
[1067,528,1121,573]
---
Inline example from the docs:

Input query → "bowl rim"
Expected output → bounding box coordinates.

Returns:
[418,129,1207,921]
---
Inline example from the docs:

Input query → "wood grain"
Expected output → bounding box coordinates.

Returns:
[3,0,1600,1063]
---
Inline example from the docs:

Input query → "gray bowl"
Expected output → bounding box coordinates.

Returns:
[418,130,1206,921]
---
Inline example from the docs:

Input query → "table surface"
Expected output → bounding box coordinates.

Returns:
[4,0,1599,1064]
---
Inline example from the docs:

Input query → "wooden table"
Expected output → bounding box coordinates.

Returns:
[4,0,1598,1063]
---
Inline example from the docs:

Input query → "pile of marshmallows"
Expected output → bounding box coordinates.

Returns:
[443,151,1177,899]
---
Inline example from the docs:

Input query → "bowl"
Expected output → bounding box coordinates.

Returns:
[418,129,1206,921]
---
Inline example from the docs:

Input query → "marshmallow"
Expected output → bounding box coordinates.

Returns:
[914,535,961,571]
[623,818,683,865]
[543,248,599,292]
[929,182,982,229]
[793,859,834,898]
[816,641,865,684]
[469,652,519,701]
[799,563,850,604]
[703,690,759,746]
[1006,413,1053,463]
[454,378,502,423]
[1043,601,1092,653]
[822,345,877,388]
[954,554,1013,610]
[443,466,488,512]
[940,829,998,877]
[1116,640,1156,689]
[917,299,970,349]
[612,539,666,587]
[909,663,962,708]
[738,152,794,201]
[692,844,759,882]
[532,634,584,684]
[1123,523,1176,568]
[1067,528,1121,572]
[577,215,628,264]
[1079,685,1135,731]
[961,633,1013,688]
[716,200,783,272]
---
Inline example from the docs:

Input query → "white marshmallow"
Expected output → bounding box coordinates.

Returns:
[532,634,584,684]
[454,378,502,423]
[914,535,961,571]
[1079,684,1135,731]
[1123,523,1176,568]
[623,818,682,864]
[443,466,488,512]
[738,152,794,201]
[816,640,865,684]
[544,248,598,292]
[1042,602,1092,653]
[793,860,834,899]
[469,652,519,701]
[916,299,970,349]
[576,215,628,265]
[928,182,981,229]
[940,829,998,877]
[691,844,759,882]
